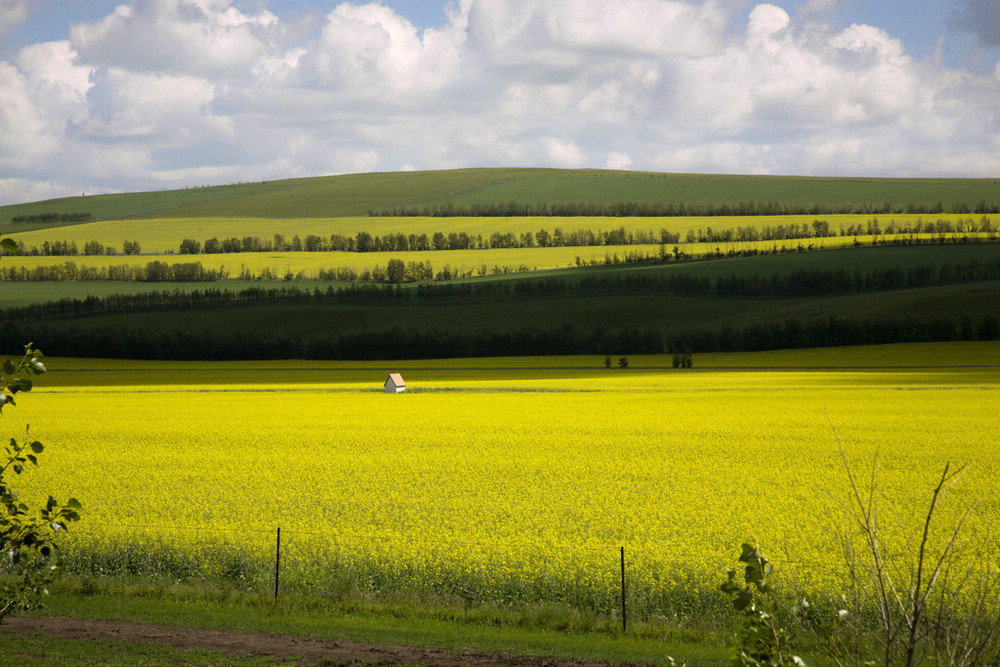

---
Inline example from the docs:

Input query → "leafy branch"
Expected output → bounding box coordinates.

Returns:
[720,542,808,666]
[0,343,82,623]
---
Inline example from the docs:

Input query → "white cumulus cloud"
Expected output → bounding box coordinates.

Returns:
[70,0,279,77]
[0,0,998,204]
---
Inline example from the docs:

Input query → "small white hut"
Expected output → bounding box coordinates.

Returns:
[384,373,406,393]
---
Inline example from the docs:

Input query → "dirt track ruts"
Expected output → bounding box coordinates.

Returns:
[2,615,650,666]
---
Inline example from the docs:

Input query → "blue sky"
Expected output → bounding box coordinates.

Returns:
[1,0,998,205]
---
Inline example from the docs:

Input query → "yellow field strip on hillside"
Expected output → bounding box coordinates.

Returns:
[5,213,994,254]
[12,342,1000,615]
[1,234,993,279]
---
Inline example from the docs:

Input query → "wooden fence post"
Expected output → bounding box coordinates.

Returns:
[274,526,281,599]
[620,545,626,633]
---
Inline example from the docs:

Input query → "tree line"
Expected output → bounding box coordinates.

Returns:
[5,239,141,256]
[686,215,995,243]
[0,260,223,282]
[369,200,1000,218]
[175,228,680,254]
[9,211,94,224]
[1,313,996,362]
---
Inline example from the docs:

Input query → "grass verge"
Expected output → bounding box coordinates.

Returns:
[0,577,732,666]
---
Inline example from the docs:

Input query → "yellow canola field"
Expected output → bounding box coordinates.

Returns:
[0,234,980,280]
[5,214,994,254]
[11,352,1000,614]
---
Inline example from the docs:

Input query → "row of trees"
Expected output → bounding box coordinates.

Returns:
[686,215,995,243]
[370,199,1000,218]
[9,211,93,224]
[9,217,994,260]
[177,227,681,255]
[0,260,224,282]
[2,313,996,361]
[0,258,519,283]
[6,239,141,257]
[177,220,996,255]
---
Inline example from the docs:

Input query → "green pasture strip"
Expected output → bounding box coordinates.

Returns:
[0,280,339,308]
[141,168,541,218]
[43,341,999,369]
[11,585,728,666]
[438,170,1000,212]
[2,213,996,254]
[2,168,999,222]
[36,343,1000,390]
[0,181,299,227]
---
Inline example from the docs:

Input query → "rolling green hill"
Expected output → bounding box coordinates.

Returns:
[2,168,999,224]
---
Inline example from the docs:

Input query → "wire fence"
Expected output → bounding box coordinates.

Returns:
[55,518,996,629]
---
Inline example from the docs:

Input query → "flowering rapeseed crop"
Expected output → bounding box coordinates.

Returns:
[12,344,999,616]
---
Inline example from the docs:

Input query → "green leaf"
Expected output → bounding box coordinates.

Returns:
[30,441,43,453]
[67,498,82,510]
[3,360,15,375]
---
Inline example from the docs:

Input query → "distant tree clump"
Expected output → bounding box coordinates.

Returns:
[10,212,93,224]
[179,238,201,254]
